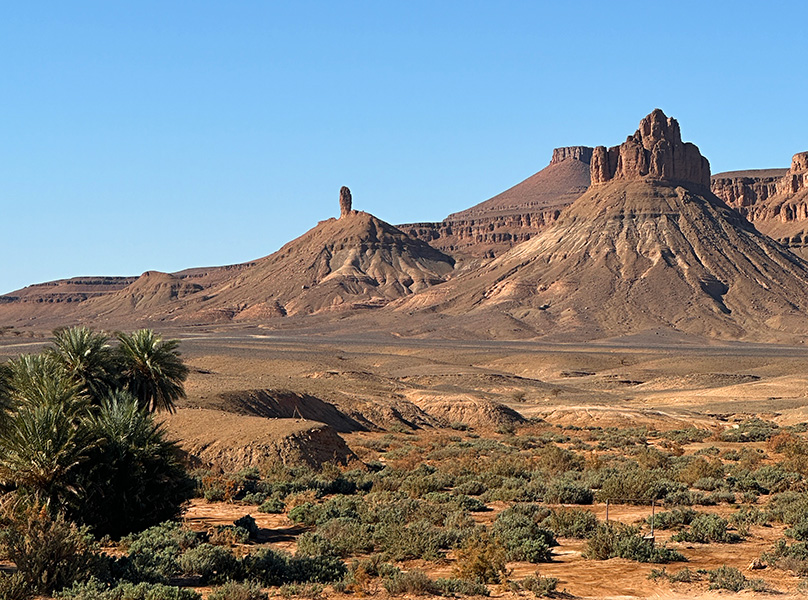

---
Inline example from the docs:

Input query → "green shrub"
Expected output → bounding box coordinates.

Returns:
[278,583,323,599]
[544,480,593,504]
[177,544,240,584]
[433,577,489,596]
[120,521,199,583]
[707,565,757,591]
[382,569,436,595]
[490,508,556,562]
[0,572,32,600]
[542,507,598,538]
[518,573,558,597]
[720,418,779,442]
[208,580,268,600]
[257,498,285,514]
[671,514,741,543]
[648,508,698,530]
[56,579,201,600]
[585,523,684,563]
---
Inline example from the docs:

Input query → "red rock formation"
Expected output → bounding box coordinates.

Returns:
[591,109,711,187]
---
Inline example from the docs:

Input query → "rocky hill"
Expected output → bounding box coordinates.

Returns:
[0,189,456,327]
[399,146,592,258]
[398,109,808,342]
[711,154,808,258]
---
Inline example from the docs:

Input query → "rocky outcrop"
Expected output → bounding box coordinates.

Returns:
[711,170,786,212]
[710,153,808,258]
[591,109,710,187]
[551,146,593,164]
[339,186,352,218]
[779,152,808,195]
[399,146,592,257]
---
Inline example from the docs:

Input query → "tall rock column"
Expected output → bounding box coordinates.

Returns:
[339,186,352,218]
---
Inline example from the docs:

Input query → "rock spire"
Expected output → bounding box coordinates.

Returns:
[339,186,352,218]
[590,109,710,187]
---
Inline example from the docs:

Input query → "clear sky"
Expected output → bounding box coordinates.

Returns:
[2,1,807,294]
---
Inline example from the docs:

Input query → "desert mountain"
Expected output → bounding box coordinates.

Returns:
[399,109,808,342]
[400,146,592,258]
[712,153,808,258]
[0,189,456,327]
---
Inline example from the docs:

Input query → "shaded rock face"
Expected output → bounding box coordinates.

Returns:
[339,186,352,218]
[591,109,711,187]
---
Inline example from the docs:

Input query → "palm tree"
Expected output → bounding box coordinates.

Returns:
[0,389,96,509]
[4,353,82,409]
[46,326,117,404]
[115,329,189,413]
[76,390,192,536]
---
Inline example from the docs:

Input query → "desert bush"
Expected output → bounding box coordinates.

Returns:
[516,573,559,597]
[382,569,436,595]
[0,572,33,600]
[257,497,285,513]
[177,544,240,584]
[278,583,324,599]
[542,507,599,538]
[660,428,710,444]
[55,579,201,600]
[0,503,101,595]
[544,479,593,504]
[676,456,724,486]
[648,508,699,530]
[671,514,741,543]
[209,525,251,546]
[490,507,556,562]
[585,523,684,563]
[707,565,766,591]
[720,418,779,443]
[120,521,199,583]
[452,534,508,584]
[208,580,268,600]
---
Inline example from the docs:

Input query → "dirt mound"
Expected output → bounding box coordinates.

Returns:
[161,408,356,471]
[203,389,368,433]
[398,112,808,342]
[409,394,527,429]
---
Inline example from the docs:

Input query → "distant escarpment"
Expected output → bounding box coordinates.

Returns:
[399,146,592,257]
[712,152,808,258]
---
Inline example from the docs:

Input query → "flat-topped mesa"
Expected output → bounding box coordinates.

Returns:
[778,152,808,195]
[551,146,593,165]
[339,186,353,218]
[590,109,711,188]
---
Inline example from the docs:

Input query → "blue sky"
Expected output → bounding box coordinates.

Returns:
[2,1,806,294]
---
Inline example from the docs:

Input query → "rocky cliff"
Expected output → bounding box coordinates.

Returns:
[399,146,592,257]
[711,153,808,258]
[591,109,711,187]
